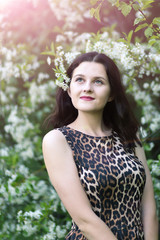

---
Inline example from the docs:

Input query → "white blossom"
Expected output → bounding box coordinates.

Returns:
[56,34,66,43]
[65,51,80,65]
[47,56,51,65]
[23,210,42,219]
[56,225,66,238]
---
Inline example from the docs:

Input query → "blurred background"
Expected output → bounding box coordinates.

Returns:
[0,0,160,239]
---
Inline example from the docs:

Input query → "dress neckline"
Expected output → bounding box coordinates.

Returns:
[64,126,113,139]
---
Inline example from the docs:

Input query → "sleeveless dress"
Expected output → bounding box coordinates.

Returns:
[58,126,146,240]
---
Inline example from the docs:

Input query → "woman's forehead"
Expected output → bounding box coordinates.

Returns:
[72,61,107,77]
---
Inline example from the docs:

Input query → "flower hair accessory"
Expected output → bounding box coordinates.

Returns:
[47,45,80,91]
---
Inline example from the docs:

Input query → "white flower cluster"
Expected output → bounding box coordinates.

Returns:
[14,183,69,239]
[19,209,42,220]
[17,213,38,237]
[51,46,80,90]
[4,106,34,143]
[56,31,78,43]
[40,220,71,240]
[0,45,40,83]
[41,221,56,240]
[0,166,48,206]
[85,38,139,73]
[48,0,89,29]
[1,44,59,164]
[29,81,56,108]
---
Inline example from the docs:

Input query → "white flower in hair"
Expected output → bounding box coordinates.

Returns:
[51,46,80,90]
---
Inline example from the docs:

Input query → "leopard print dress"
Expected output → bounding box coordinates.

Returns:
[58,126,146,240]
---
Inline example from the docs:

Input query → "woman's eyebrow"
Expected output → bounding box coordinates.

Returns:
[94,76,107,80]
[73,74,85,78]
[73,74,107,80]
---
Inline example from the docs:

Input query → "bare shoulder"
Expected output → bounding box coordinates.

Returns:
[42,129,71,165]
[42,129,68,151]
[43,129,65,143]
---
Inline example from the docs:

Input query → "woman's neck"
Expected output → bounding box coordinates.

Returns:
[68,111,110,137]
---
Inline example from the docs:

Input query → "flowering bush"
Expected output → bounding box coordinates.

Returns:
[0,44,71,239]
[46,31,160,138]
[0,0,159,239]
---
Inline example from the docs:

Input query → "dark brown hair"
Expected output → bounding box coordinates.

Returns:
[46,52,141,148]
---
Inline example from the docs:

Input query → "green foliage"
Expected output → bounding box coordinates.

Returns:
[118,30,133,45]
[0,40,69,239]
[135,23,149,32]
[90,0,104,22]
[144,26,153,38]
[90,0,160,51]
[152,17,160,25]
[118,2,132,17]
[41,43,56,56]
[147,156,160,217]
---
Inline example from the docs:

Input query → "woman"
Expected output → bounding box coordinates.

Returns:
[42,52,158,239]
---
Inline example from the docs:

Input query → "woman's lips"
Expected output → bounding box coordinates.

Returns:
[80,96,95,101]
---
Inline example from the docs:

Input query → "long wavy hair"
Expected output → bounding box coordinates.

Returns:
[46,52,141,148]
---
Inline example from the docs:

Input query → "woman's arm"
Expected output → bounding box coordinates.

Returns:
[42,130,117,240]
[135,145,159,240]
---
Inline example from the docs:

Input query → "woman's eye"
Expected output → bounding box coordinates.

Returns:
[75,78,84,83]
[95,79,103,85]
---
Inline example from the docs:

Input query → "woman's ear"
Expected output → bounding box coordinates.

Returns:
[108,95,114,102]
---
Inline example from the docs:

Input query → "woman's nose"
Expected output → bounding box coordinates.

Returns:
[83,81,93,92]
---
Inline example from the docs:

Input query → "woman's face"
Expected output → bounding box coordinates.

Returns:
[68,61,112,114]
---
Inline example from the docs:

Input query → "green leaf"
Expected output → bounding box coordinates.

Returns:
[41,43,55,56]
[117,38,127,43]
[118,30,133,45]
[144,0,155,5]
[152,17,160,25]
[90,7,95,17]
[51,42,55,54]
[94,3,102,22]
[41,51,55,56]
[120,2,132,16]
[135,23,148,32]
[90,0,98,5]
[141,0,154,10]
[144,27,153,38]
[114,0,120,8]
[127,30,133,43]
[148,38,156,46]
[132,3,140,11]
[122,31,127,38]
[134,17,145,26]
[90,3,102,22]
